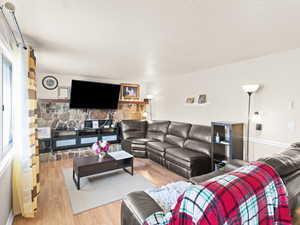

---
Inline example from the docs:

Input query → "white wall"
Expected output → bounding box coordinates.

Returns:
[37,74,148,100]
[0,162,12,225]
[147,48,300,160]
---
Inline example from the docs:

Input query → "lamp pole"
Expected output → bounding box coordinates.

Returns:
[246,92,252,162]
[242,84,260,162]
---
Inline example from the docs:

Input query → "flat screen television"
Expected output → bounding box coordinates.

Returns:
[69,80,121,109]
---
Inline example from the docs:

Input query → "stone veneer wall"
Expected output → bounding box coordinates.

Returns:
[37,100,146,129]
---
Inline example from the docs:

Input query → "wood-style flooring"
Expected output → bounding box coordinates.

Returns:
[12,158,300,225]
[13,158,184,225]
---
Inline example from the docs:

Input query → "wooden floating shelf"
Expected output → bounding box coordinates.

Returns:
[39,99,70,103]
[184,102,211,107]
[38,99,148,105]
[119,100,148,105]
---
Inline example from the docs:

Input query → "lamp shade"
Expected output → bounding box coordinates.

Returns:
[242,84,260,94]
[146,95,153,99]
[4,2,15,12]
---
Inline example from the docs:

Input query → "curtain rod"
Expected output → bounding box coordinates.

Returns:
[0,2,27,49]
[0,6,18,46]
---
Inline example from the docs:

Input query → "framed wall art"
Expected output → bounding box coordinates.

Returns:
[57,86,70,99]
[120,83,140,100]
[198,94,207,104]
[42,75,58,90]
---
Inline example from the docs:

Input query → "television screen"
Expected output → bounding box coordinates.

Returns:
[69,80,121,109]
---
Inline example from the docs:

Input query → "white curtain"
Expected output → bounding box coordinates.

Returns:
[12,47,35,217]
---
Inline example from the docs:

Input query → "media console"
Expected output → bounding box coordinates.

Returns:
[48,126,120,152]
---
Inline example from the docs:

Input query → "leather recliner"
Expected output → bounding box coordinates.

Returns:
[121,120,170,158]
[165,124,212,178]
[147,122,192,166]
[120,120,213,179]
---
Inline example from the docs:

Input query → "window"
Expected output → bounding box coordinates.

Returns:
[0,53,13,159]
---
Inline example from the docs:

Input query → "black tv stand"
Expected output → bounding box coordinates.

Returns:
[51,126,120,152]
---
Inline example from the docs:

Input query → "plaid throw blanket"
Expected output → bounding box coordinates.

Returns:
[144,162,292,225]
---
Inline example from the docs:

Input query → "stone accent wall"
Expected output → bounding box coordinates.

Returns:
[37,100,146,129]
[28,47,40,217]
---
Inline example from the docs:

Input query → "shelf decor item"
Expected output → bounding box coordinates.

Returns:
[198,94,207,104]
[242,84,260,161]
[42,75,58,90]
[92,141,111,161]
[185,97,195,104]
[120,83,140,100]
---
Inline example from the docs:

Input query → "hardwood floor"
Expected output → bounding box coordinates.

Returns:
[12,157,300,225]
[13,158,185,225]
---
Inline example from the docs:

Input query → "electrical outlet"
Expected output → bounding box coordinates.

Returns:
[288,121,296,131]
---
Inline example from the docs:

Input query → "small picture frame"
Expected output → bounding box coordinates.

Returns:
[57,86,70,99]
[120,83,140,100]
[186,97,195,104]
[198,94,207,104]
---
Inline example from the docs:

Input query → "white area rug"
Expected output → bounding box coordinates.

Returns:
[62,168,155,214]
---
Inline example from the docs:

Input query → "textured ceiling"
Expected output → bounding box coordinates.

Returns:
[9,0,300,80]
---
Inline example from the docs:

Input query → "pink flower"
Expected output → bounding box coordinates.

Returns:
[93,141,111,154]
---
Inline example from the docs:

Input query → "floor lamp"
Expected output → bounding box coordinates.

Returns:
[242,84,260,161]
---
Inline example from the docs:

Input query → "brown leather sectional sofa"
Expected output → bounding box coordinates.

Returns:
[120,120,212,178]
[121,146,300,225]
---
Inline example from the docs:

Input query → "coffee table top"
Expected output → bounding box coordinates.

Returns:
[74,155,114,168]
[73,150,133,168]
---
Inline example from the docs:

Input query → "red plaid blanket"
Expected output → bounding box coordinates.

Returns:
[144,162,292,225]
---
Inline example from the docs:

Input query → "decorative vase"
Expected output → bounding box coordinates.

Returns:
[98,152,106,162]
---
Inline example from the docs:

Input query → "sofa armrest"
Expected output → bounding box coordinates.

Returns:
[291,142,300,148]
[224,159,249,172]
[121,139,132,153]
[121,191,163,225]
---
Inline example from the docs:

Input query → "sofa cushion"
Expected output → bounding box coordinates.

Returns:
[259,148,300,177]
[147,141,176,153]
[147,132,165,142]
[120,120,147,139]
[147,121,170,142]
[165,148,211,170]
[131,138,157,145]
[165,148,211,178]
[183,139,210,156]
[164,122,191,147]
[166,147,209,162]
[147,120,170,133]
[188,124,211,143]
[165,135,186,148]
[167,122,191,139]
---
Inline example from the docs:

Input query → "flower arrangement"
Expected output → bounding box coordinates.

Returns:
[92,141,110,159]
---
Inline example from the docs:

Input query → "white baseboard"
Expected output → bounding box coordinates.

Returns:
[244,137,290,149]
[5,211,14,225]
